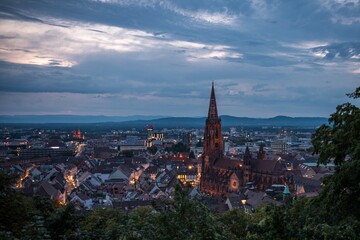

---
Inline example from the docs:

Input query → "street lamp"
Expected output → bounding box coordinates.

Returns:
[241,199,247,213]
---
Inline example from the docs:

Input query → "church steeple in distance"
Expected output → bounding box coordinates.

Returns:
[203,82,223,165]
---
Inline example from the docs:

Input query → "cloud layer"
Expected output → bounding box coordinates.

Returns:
[0,0,359,117]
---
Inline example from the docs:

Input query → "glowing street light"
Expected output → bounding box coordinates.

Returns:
[241,199,247,213]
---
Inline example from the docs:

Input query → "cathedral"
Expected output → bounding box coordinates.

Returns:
[200,83,287,195]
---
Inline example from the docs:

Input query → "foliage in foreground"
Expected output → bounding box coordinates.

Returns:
[1,170,359,239]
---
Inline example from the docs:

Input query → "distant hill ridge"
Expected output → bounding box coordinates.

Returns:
[0,115,327,127]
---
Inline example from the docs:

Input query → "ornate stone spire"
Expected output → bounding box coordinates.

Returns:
[207,81,219,122]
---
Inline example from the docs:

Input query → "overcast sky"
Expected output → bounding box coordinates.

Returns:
[0,0,359,117]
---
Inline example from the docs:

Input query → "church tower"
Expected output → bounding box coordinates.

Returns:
[243,146,252,183]
[203,82,223,168]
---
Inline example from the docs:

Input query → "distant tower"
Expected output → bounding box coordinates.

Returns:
[78,129,83,139]
[243,146,252,183]
[73,129,84,139]
[203,82,223,168]
[258,143,266,160]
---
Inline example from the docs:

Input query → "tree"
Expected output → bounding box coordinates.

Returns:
[147,145,158,154]
[148,184,229,239]
[21,215,51,240]
[171,142,189,153]
[312,87,360,165]
[122,150,134,157]
[47,204,81,239]
[310,87,360,228]
[0,172,34,237]
[219,208,248,239]
[123,206,157,239]
[79,208,127,239]
[315,159,360,225]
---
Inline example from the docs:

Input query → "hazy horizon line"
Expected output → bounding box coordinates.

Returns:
[0,114,329,118]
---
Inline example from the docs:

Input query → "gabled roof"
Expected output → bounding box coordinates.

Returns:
[79,179,97,192]
[251,158,284,173]
[44,168,59,180]
[144,165,158,174]
[214,157,242,169]
[77,171,92,183]
[36,180,59,198]
[53,172,66,186]
[12,164,24,173]
[226,195,246,209]
[245,190,282,209]
[75,192,91,201]
[293,175,321,187]
[109,167,131,180]
[30,167,41,176]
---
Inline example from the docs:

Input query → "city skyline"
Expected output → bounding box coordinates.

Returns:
[0,0,359,118]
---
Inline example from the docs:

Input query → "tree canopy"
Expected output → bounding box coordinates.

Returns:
[312,87,360,165]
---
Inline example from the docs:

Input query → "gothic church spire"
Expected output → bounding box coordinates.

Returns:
[208,81,219,121]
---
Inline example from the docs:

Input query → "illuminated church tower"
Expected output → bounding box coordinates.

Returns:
[203,82,223,168]
[200,82,230,194]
